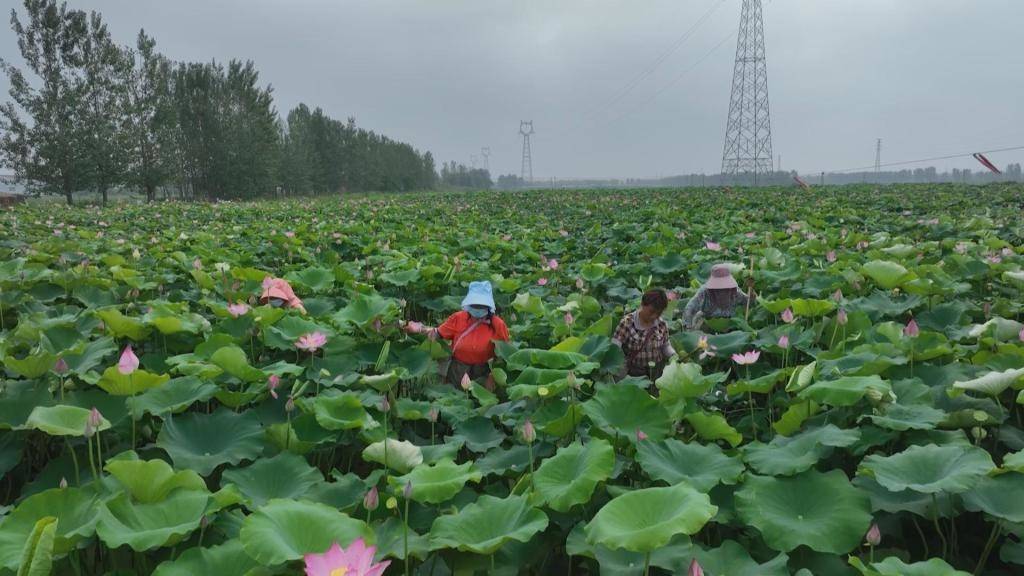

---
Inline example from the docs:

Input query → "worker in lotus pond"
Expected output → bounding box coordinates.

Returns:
[402,280,509,389]
[612,289,677,380]
[260,276,307,314]
[682,263,751,330]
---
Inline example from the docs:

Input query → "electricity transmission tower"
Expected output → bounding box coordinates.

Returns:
[481,147,491,172]
[519,121,534,183]
[721,0,773,185]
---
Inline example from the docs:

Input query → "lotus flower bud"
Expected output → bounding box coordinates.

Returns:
[688,558,704,576]
[53,358,69,375]
[522,419,536,443]
[428,407,439,423]
[59,477,68,489]
[781,308,795,324]
[403,481,413,500]
[285,397,295,413]
[267,374,280,399]
[778,335,790,349]
[564,312,574,326]
[865,523,881,546]
[983,301,991,319]
[88,407,102,430]
[971,426,988,441]
[567,371,578,389]
[460,372,472,391]
[83,421,95,439]
[575,277,584,290]
[380,396,391,413]
[364,486,380,510]
[837,309,848,326]
[636,429,648,442]
[1019,326,1024,342]
[903,318,919,338]
[832,289,843,302]
[118,345,139,375]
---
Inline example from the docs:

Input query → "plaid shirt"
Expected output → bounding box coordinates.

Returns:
[613,311,673,375]
[682,287,749,329]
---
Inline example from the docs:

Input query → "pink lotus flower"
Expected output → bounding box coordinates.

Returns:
[688,558,704,576]
[548,259,559,270]
[781,308,795,324]
[296,331,328,352]
[268,374,280,399]
[745,232,756,239]
[460,372,472,391]
[636,429,648,442]
[832,289,843,302]
[903,318,919,338]
[987,254,1002,264]
[865,523,881,546]
[363,486,379,511]
[564,312,574,326]
[227,302,250,318]
[731,350,761,365]
[284,231,295,238]
[666,290,678,301]
[954,242,968,254]
[118,345,140,375]
[303,538,390,576]
[522,419,536,443]
[837,309,848,326]
[826,250,837,263]
[537,278,548,286]
[697,335,717,360]
[1019,326,1024,342]
[705,241,722,251]
[778,335,790,349]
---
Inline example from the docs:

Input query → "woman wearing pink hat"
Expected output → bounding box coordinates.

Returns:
[260,277,307,314]
[682,264,750,330]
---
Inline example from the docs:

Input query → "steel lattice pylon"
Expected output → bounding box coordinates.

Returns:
[721,0,773,183]
[519,121,534,183]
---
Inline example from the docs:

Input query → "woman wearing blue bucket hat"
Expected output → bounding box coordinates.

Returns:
[403,280,509,389]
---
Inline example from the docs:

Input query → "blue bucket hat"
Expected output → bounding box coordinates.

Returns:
[461,280,496,312]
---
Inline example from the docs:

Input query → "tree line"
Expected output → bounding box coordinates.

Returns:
[0,0,437,205]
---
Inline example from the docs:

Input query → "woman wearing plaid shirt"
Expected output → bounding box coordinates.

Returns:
[612,289,677,380]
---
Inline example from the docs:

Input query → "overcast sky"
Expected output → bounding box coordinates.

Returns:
[2,0,1022,178]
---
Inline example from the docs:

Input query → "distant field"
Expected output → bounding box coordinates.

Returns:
[1,183,1023,575]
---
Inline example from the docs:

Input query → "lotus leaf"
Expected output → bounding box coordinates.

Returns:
[533,439,614,512]
[239,499,374,565]
[585,483,716,553]
[429,494,548,555]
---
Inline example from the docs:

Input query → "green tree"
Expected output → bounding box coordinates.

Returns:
[81,10,129,204]
[122,30,174,202]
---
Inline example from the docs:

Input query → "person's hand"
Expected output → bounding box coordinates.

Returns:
[402,320,425,334]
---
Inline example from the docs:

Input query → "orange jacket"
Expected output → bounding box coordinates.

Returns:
[438,311,509,365]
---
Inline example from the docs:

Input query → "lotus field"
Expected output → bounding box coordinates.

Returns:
[3,184,1024,576]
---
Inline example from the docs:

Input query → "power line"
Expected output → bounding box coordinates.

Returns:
[821,144,1024,174]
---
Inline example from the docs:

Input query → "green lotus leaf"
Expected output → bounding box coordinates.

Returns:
[533,439,614,512]
[450,417,506,452]
[61,336,117,375]
[359,370,401,392]
[773,399,820,436]
[372,516,430,561]
[695,540,789,576]
[506,348,590,370]
[636,439,743,492]
[23,405,111,437]
[209,346,265,382]
[798,375,893,407]
[861,260,914,289]
[585,483,716,553]
[157,408,265,476]
[151,539,264,576]
[858,444,995,494]
[94,308,152,341]
[851,475,953,517]
[950,367,1024,397]
[849,556,970,576]
[362,439,423,474]
[961,472,1024,522]
[1004,450,1024,473]
[221,452,323,508]
[727,369,788,396]
[332,293,398,327]
[3,350,55,379]
[285,266,335,293]
[512,292,547,316]
[104,458,206,504]
[429,494,548,555]
[743,425,860,476]
[240,498,374,565]
[684,410,743,447]
[968,317,1024,342]
[0,488,99,571]
[264,316,334,350]
[651,253,685,274]
[96,489,209,551]
[859,403,945,431]
[0,382,53,431]
[389,459,482,504]
[311,393,379,431]
[126,376,219,420]
[96,366,170,396]
[583,384,672,441]
[17,516,57,576]
[655,361,728,418]
[735,470,871,553]
[143,305,208,335]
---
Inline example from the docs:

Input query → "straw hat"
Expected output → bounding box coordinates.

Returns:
[706,264,738,290]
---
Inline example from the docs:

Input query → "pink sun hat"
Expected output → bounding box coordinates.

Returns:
[705,264,739,290]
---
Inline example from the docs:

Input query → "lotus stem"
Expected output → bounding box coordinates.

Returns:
[527,441,535,492]
[86,436,97,482]
[404,497,411,576]
[129,373,136,448]
[910,514,929,558]
[643,551,650,576]
[869,543,874,564]
[65,438,80,485]
[973,522,1001,576]
[931,494,948,559]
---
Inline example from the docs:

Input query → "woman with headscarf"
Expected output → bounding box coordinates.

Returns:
[260,277,307,314]
[403,281,509,388]
[682,264,750,330]
[613,289,677,380]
